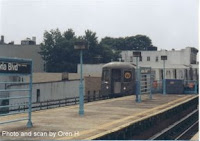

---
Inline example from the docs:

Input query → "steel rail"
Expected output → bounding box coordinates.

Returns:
[149,109,198,140]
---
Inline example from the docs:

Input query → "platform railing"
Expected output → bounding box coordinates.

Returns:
[7,92,127,112]
[0,58,33,128]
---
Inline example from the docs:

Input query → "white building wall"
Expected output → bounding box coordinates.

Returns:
[77,64,104,76]
[121,47,197,66]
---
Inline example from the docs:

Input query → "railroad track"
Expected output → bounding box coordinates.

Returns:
[149,108,199,140]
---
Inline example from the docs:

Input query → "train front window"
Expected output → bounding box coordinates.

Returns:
[102,70,109,81]
[112,69,121,82]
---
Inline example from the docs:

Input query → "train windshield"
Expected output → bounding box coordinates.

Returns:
[112,69,121,82]
[102,69,109,81]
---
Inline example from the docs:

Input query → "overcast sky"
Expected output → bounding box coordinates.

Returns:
[0,0,199,50]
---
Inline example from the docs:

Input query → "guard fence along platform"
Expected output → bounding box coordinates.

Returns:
[0,57,33,128]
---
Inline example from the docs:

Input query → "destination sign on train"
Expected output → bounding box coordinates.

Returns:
[0,61,31,74]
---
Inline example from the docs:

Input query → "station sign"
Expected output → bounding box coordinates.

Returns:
[140,67,151,74]
[0,59,31,74]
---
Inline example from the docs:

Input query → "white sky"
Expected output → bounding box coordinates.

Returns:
[0,0,199,50]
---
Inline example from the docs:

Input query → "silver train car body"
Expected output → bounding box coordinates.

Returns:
[101,62,136,97]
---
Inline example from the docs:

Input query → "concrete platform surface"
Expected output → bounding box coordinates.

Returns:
[0,94,197,140]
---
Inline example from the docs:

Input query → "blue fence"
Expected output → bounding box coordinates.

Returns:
[151,79,198,94]
[183,80,198,94]
[151,80,163,94]
[0,57,33,128]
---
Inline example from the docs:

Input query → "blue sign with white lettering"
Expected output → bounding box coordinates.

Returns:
[0,60,31,74]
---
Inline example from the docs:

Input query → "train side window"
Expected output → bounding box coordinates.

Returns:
[124,71,132,82]
[102,70,109,81]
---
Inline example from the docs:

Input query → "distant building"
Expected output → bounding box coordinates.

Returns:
[131,46,157,51]
[78,47,199,81]
[21,37,36,45]
[121,47,198,65]
[0,35,44,72]
[0,36,5,45]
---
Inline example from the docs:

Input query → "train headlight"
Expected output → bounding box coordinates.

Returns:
[106,86,109,89]
[123,87,126,90]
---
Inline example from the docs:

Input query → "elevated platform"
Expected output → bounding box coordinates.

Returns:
[0,94,198,140]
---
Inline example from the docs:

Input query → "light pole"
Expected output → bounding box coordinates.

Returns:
[133,51,141,102]
[161,55,167,95]
[74,41,88,116]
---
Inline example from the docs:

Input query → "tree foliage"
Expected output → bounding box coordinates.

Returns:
[40,29,157,73]
[100,34,157,50]
[40,29,120,72]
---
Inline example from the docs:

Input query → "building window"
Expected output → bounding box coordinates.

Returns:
[147,56,150,61]
[179,70,183,79]
[195,69,198,80]
[174,69,177,79]
[166,70,171,79]
[139,56,142,62]
[93,90,96,95]
[160,69,163,80]
[155,56,158,62]
[185,69,188,80]
[36,89,40,102]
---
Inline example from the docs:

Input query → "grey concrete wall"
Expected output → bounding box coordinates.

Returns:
[0,44,44,72]
[8,80,80,105]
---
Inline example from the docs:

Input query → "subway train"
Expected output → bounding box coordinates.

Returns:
[101,62,136,97]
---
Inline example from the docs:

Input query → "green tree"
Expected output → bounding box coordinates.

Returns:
[83,30,121,64]
[101,35,157,51]
[40,28,121,72]
[132,35,152,50]
[40,28,79,72]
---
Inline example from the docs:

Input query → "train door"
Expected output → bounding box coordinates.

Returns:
[111,69,121,94]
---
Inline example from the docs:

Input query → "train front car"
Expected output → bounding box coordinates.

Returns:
[101,62,136,97]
